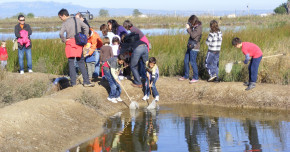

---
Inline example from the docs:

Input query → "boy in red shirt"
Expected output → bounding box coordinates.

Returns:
[232,37,263,90]
[0,41,8,70]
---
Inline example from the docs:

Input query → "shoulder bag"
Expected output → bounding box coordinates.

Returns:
[73,17,88,46]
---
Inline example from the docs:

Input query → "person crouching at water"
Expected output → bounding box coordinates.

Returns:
[102,54,126,103]
[232,37,263,90]
[142,57,159,101]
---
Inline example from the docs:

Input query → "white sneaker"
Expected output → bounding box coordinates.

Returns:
[107,97,117,103]
[28,69,33,73]
[20,70,24,74]
[155,96,159,101]
[142,95,149,101]
[116,97,123,102]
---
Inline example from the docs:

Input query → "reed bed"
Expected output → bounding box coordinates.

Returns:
[3,17,290,84]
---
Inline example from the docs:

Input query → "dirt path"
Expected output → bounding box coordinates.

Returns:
[0,73,289,151]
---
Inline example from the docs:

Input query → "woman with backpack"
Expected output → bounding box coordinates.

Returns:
[120,32,148,88]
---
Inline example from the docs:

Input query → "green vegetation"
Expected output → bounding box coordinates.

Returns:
[2,15,290,85]
[99,9,109,17]
[149,23,290,84]
[133,9,142,17]
[274,3,287,14]
[5,39,67,75]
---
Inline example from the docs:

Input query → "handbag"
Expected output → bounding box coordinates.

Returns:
[187,38,197,50]
[13,39,18,51]
[73,17,88,46]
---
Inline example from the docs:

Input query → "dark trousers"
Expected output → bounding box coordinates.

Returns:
[248,56,262,82]
[68,55,90,86]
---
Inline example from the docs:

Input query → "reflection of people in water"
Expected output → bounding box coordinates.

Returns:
[118,110,159,151]
[244,119,262,152]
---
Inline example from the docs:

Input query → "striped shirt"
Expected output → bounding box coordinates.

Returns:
[206,31,223,52]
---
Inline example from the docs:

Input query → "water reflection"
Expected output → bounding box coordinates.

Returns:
[68,104,290,152]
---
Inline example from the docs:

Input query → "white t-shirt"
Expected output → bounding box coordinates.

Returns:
[111,44,119,56]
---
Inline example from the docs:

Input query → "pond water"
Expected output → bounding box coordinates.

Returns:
[67,104,290,152]
[0,26,244,40]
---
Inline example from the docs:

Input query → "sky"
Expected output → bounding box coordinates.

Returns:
[0,0,286,11]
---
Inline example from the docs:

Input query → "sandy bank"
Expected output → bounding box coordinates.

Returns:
[0,73,289,151]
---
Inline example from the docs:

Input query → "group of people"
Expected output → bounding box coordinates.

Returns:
[58,8,159,103]
[178,15,263,90]
[1,10,263,105]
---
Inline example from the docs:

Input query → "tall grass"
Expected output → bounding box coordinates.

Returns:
[3,22,290,84]
[1,14,290,32]
[149,23,290,84]
[5,39,68,75]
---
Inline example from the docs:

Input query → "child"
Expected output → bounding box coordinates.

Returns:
[100,24,115,45]
[111,35,121,57]
[205,20,223,82]
[100,37,113,64]
[83,43,95,80]
[232,37,263,90]
[142,57,159,101]
[100,37,113,77]
[102,54,126,103]
[0,41,8,70]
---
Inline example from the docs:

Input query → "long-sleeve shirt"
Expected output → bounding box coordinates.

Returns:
[106,57,123,80]
[100,45,113,63]
[145,61,159,80]
[187,24,202,50]
[87,28,103,55]
[130,26,144,39]
[0,47,8,61]
[117,25,128,38]
[206,31,223,52]
[59,17,89,43]
[14,23,32,49]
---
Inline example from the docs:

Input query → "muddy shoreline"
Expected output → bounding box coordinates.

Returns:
[0,73,289,151]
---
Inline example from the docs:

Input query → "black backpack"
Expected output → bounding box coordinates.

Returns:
[120,32,140,53]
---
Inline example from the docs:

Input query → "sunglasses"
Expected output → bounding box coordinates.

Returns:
[19,19,25,21]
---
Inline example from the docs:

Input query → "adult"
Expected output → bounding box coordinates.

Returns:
[179,15,202,83]
[123,20,149,79]
[107,19,128,40]
[75,13,90,33]
[287,1,290,14]
[120,32,148,88]
[58,8,94,87]
[14,14,33,74]
[123,20,150,51]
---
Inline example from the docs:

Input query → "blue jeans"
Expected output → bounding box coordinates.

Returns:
[18,47,32,71]
[249,56,262,82]
[138,60,146,79]
[130,45,148,85]
[205,51,220,77]
[183,49,198,80]
[145,76,159,97]
[104,68,121,98]
[93,51,100,78]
